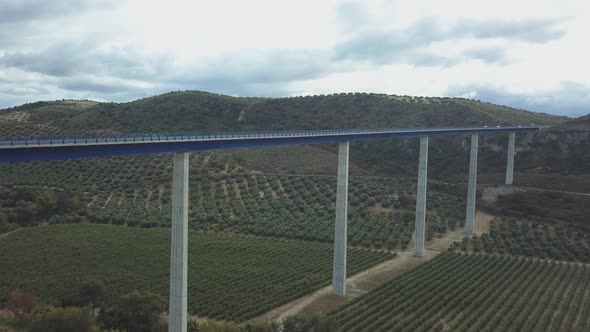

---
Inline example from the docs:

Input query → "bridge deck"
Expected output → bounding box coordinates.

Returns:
[0,126,541,163]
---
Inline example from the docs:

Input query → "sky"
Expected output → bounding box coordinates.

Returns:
[0,0,589,117]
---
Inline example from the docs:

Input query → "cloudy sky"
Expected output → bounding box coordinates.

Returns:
[1,0,589,117]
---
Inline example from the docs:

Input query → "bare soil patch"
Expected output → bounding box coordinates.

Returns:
[158,185,165,210]
[145,191,153,210]
[475,211,495,235]
[277,179,288,198]
[0,228,22,239]
[367,203,393,214]
[102,193,113,208]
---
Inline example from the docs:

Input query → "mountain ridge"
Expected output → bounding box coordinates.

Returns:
[0,90,565,137]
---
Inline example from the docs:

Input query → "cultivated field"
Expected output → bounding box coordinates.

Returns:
[0,154,465,250]
[453,219,590,262]
[0,224,393,321]
[331,252,590,332]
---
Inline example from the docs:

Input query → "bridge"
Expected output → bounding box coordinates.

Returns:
[0,126,540,331]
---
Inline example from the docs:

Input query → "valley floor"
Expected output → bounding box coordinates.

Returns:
[0,224,392,322]
[257,212,494,322]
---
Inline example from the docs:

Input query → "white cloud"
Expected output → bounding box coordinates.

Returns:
[0,0,589,117]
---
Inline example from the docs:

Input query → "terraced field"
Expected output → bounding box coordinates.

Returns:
[330,252,590,332]
[0,223,393,322]
[0,153,465,250]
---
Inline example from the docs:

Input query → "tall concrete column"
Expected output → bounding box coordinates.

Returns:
[505,132,516,185]
[169,152,189,332]
[414,136,428,257]
[464,134,479,235]
[332,141,349,296]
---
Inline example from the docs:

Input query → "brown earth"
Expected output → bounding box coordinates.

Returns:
[475,211,495,235]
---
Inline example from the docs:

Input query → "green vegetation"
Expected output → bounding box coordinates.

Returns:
[561,114,590,130]
[330,252,590,332]
[97,291,164,332]
[3,306,99,332]
[0,91,587,330]
[0,224,393,321]
[2,287,162,332]
[0,186,82,231]
[2,90,581,181]
[484,190,590,232]
[0,153,465,249]
[0,92,561,135]
[37,307,98,332]
[452,220,590,262]
[479,173,590,193]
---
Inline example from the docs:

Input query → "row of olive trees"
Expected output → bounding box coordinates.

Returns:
[0,187,82,230]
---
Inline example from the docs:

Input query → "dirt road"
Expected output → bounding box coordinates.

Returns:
[257,223,469,322]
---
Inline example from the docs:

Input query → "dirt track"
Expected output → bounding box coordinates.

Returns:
[0,228,21,239]
[257,221,476,322]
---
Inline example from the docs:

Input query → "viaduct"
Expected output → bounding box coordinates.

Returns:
[0,126,540,331]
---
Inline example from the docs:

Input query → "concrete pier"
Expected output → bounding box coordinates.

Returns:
[506,132,515,185]
[332,141,349,296]
[414,136,428,257]
[169,152,189,332]
[464,134,479,235]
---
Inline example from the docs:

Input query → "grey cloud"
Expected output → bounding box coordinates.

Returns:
[406,54,459,67]
[0,0,120,49]
[463,47,506,64]
[452,18,566,43]
[333,17,565,65]
[0,43,328,87]
[0,45,329,106]
[58,77,143,94]
[1,45,86,76]
[0,4,575,113]
[0,0,117,24]
[179,50,332,85]
[407,47,506,67]
[0,85,50,96]
[158,49,333,97]
[0,43,172,80]
[446,81,590,117]
[333,19,443,64]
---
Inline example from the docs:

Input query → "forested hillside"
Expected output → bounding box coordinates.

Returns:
[0,91,561,135]
[1,90,586,183]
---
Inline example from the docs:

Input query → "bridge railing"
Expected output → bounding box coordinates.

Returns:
[0,126,535,147]
[0,128,391,146]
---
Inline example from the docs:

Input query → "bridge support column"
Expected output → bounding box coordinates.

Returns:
[169,152,189,332]
[414,136,428,257]
[332,141,349,296]
[464,134,479,235]
[505,131,516,185]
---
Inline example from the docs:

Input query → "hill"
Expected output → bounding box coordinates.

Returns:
[1,92,588,331]
[0,91,562,136]
[561,114,590,130]
[0,91,579,179]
